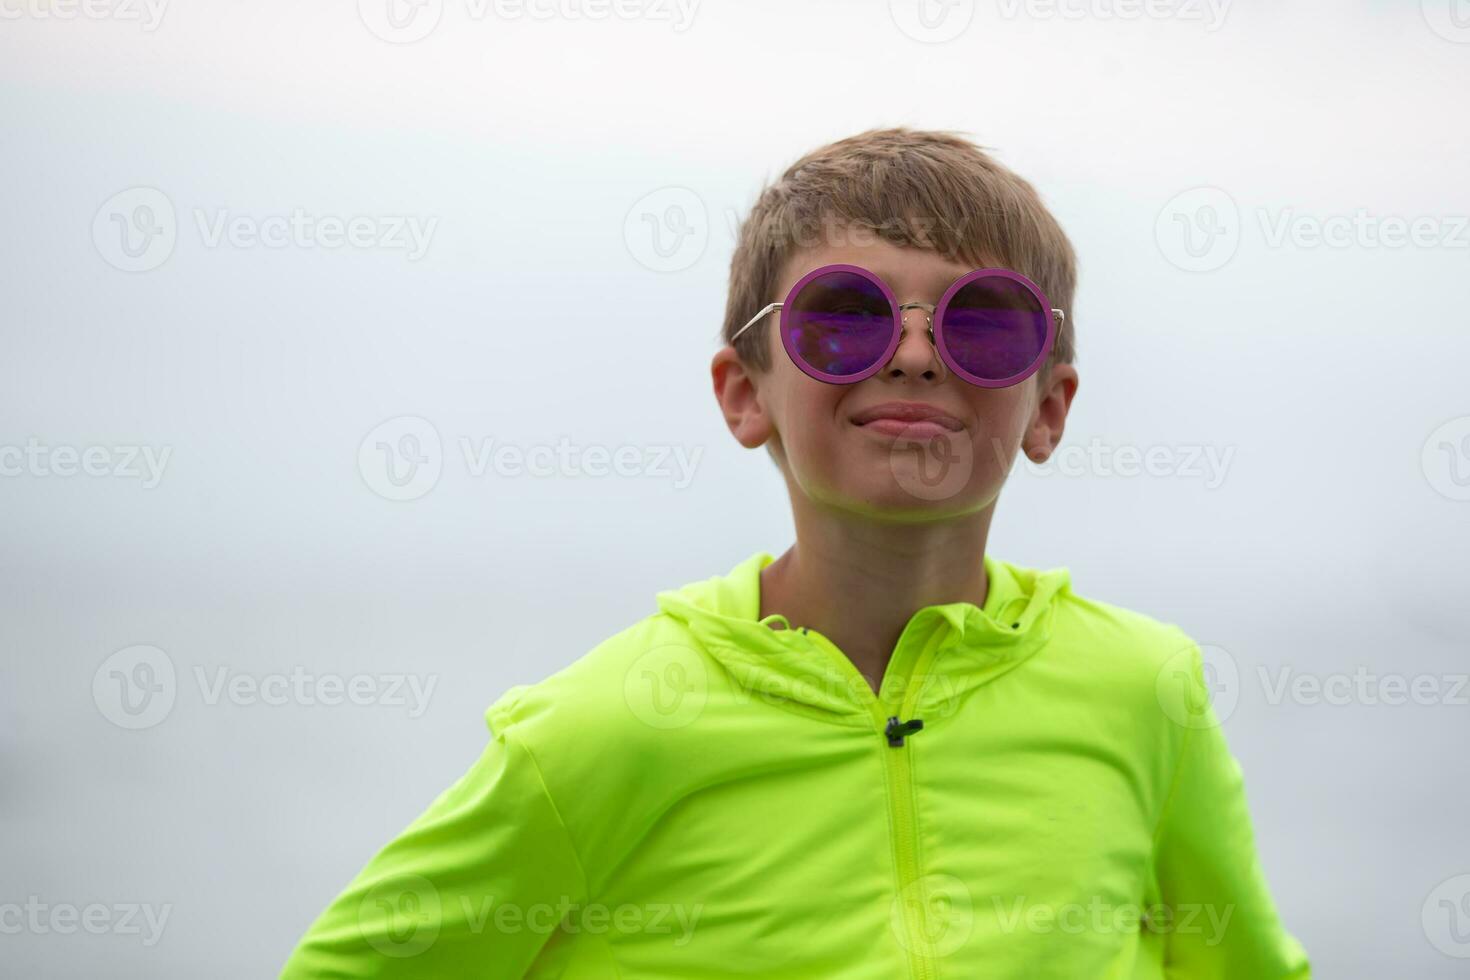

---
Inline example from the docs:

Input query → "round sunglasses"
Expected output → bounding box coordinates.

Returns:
[731,264,1065,388]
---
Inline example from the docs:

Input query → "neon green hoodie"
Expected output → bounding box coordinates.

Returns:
[282,552,1310,979]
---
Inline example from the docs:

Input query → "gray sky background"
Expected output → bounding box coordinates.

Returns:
[3,1,1469,976]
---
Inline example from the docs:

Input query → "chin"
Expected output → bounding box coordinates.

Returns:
[818,474,993,523]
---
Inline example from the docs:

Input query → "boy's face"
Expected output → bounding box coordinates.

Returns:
[712,234,1078,521]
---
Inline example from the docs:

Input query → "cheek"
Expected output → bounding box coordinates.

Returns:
[956,389,1034,488]
[774,380,842,459]
[969,387,1034,447]
[765,376,862,495]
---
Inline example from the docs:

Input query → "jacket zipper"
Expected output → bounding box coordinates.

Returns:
[801,622,945,980]
[880,701,936,980]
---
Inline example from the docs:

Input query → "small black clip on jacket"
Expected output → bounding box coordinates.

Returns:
[885,716,924,747]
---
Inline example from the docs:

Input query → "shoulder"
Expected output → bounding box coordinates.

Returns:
[1032,574,1210,727]
[1048,577,1201,673]
[1029,575,1219,810]
[480,608,713,813]
[475,609,712,886]
[484,609,704,745]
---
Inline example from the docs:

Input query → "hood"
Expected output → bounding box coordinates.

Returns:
[655,552,1072,722]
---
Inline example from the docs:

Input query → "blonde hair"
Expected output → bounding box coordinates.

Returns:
[722,127,1077,377]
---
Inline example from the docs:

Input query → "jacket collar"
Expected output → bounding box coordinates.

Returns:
[655,552,1071,721]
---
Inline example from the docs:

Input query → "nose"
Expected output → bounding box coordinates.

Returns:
[884,303,946,381]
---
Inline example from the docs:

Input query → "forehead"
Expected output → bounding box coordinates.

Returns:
[773,235,991,302]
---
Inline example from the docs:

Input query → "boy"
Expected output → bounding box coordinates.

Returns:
[282,128,1310,978]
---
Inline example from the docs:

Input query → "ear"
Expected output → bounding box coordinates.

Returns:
[712,346,774,450]
[1022,363,1079,463]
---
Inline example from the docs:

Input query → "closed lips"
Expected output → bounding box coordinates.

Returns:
[850,403,965,431]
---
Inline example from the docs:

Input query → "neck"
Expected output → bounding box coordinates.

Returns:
[758,499,995,694]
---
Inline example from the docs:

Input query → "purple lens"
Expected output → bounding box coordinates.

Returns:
[939,275,1049,383]
[785,269,896,380]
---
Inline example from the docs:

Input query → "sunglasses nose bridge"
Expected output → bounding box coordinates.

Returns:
[898,302,935,339]
[893,302,946,379]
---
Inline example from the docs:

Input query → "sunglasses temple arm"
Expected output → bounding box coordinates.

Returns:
[730,302,782,343]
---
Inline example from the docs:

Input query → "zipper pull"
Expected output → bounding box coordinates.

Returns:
[884,715,924,747]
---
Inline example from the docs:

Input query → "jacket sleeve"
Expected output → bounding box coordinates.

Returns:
[280,724,589,979]
[1150,645,1310,979]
